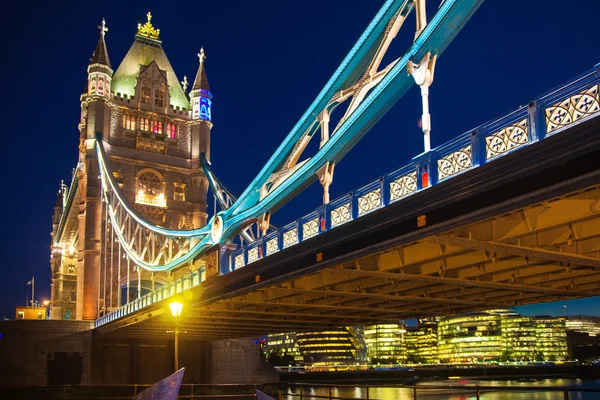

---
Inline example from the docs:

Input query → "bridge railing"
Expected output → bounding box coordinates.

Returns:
[95,64,600,328]
[221,64,600,273]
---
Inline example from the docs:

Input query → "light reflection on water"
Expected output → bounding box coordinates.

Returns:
[282,378,600,400]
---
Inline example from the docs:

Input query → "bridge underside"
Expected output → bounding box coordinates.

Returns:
[98,184,600,340]
[96,117,600,340]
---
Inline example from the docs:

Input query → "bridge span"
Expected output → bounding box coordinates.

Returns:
[96,65,600,339]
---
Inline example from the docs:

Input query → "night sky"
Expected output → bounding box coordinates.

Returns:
[2,0,599,319]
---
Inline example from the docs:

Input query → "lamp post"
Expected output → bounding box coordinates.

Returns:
[169,301,183,371]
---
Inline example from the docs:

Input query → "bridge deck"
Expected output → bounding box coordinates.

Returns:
[97,115,600,339]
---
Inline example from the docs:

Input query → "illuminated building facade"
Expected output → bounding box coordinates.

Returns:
[363,324,406,363]
[501,315,537,361]
[566,315,600,336]
[265,333,303,364]
[437,312,503,363]
[535,316,568,361]
[50,13,212,320]
[296,327,366,366]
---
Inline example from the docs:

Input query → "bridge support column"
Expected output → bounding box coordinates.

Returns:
[77,153,103,321]
[408,52,437,153]
[317,162,335,204]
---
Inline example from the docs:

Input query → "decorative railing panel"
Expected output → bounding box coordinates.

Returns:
[485,119,528,160]
[437,145,473,181]
[545,84,600,135]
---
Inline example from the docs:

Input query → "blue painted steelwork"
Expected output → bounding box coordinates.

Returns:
[97,0,484,272]
[96,63,600,327]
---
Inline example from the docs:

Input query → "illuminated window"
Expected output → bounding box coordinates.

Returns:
[154,89,165,107]
[171,123,177,139]
[17,311,24,319]
[153,120,158,133]
[122,114,126,128]
[136,169,165,207]
[142,118,149,131]
[141,87,151,103]
[158,121,163,134]
[174,183,185,201]
[97,76,104,96]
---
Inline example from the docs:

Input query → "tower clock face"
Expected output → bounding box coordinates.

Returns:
[211,215,223,243]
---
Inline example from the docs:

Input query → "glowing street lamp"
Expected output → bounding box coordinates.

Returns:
[169,301,183,371]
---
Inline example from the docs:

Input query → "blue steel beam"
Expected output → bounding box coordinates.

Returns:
[219,0,484,239]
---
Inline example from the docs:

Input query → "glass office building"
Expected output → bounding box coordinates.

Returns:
[437,312,503,363]
[363,324,407,363]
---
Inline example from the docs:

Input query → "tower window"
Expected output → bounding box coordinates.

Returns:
[174,183,186,202]
[141,87,151,103]
[154,90,165,107]
[136,169,165,207]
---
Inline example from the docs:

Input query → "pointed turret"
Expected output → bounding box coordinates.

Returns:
[191,47,211,94]
[91,19,111,68]
[190,48,213,122]
[87,19,113,98]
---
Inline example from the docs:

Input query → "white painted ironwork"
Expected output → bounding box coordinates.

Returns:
[283,228,298,248]
[486,119,528,160]
[390,172,417,201]
[357,188,381,215]
[437,145,473,180]
[303,218,319,239]
[234,254,245,269]
[248,247,259,264]
[331,203,351,227]
[266,237,279,255]
[546,85,600,134]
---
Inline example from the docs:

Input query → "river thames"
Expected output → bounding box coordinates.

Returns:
[281,378,600,399]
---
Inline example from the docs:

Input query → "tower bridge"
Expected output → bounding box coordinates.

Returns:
[49,0,600,340]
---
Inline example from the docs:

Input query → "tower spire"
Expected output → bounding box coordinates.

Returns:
[191,47,211,93]
[90,18,111,68]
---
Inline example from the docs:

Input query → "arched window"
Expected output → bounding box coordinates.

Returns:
[144,119,149,131]
[122,114,126,128]
[154,89,165,107]
[166,123,171,136]
[173,183,185,201]
[152,120,158,133]
[97,76,104,96]
[136,169,165,207]
[171,124,177,139]
[141,87,151,103]
[158,121,163,134]
[126,115,132,130]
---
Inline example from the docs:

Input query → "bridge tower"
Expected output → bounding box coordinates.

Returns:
[52,14,212,320]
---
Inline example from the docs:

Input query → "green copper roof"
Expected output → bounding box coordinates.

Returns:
[111,36,189,109]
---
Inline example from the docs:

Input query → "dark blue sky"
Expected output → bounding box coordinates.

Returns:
[2,0,599,319]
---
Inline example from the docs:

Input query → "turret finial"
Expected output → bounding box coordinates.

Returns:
[137,11,160,40]
[181,75,189,92]
[98,19,108,37]
[198,47,206,63]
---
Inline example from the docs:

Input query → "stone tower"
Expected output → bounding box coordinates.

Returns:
[51,14,212,320]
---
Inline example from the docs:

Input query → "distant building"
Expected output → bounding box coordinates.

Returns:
[15,307,48,320]
[437,312,503,363]
[363,324,406,363]
[264,332,303,365]
[296,327,366,367]
[406,318,438,364]
[535,316,568,361]
[566,315,600,336]
[501,315,537,361]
